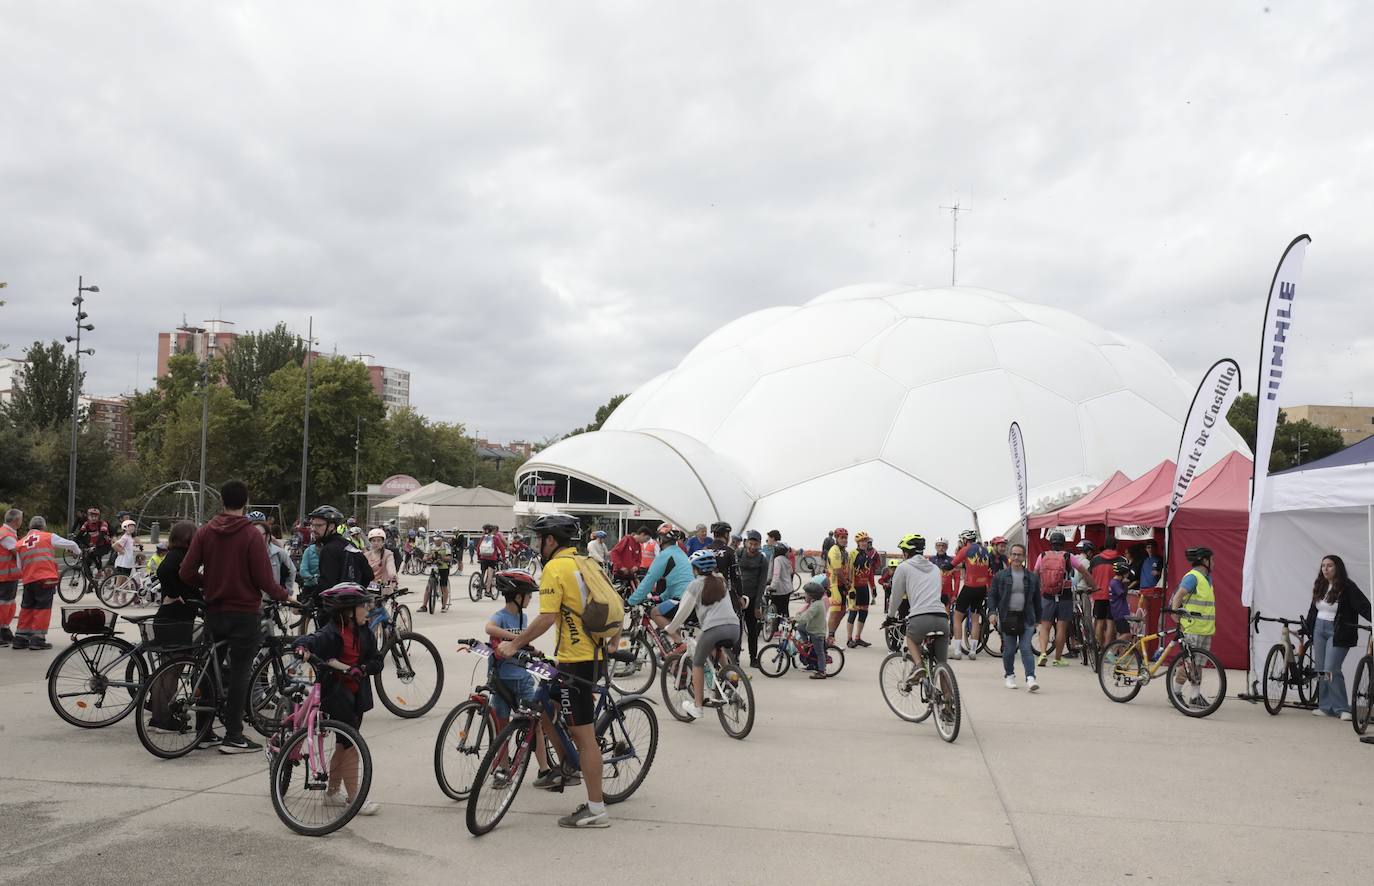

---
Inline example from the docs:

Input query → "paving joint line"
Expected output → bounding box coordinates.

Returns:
[964,703,1042,886]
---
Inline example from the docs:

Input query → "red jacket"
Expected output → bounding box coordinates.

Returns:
[610,535,642,573]
[180,513,290,614]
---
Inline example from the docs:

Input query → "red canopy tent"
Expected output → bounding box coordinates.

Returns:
[1057,460,1176,528]
[1027,471,1131,562]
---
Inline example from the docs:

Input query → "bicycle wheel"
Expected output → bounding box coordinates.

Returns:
[599,697,658,803]
[610,632,657,696]
[821,642,845,677]
[58,567,87,603]
[135,657,216,759]
[879,652,929,723]
[1097,639,1144,703]
[757,642,790,678]
[660,651,695,722]
[1166,645,1226,718]
[792,572,802,592]
[468,572,483,603]
[48,635,146,728]
[247,649,313,738]
[97,574,136,609]
[715,665,754,739]
[374,630,444,718]
[395,604,413,636]
[435,699,496,801]
[1352,656,1373,735]
[1296,644,1320,705]
[466,718,536,836]
[932,664,961,742]
[982,624,1002,657]
[1261,644,1289,715]
[270,719,372,836]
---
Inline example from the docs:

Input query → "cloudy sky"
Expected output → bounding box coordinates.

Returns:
[3,1,1370,442]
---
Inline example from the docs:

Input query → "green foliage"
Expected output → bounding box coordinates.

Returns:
[4,340,82,431]
[565,393,627,437]
[0,419,140,528]
[1227,393,1347,471]
[223,322,306,407]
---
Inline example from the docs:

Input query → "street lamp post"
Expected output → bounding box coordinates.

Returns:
[297,316,316,526]
[472,429,479,487]
[65,276,99,531]
[352,416,362,519]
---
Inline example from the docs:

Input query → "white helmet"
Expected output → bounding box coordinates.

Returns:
[367,528,386,540]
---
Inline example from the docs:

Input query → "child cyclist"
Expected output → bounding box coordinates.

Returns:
[794,580,830,679]
[293,583,386,816]
[668,549,745,720]
[1109,561,1136,644]
[483,570,561,790]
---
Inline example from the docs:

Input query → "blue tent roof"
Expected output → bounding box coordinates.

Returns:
[1274,434,1374,474]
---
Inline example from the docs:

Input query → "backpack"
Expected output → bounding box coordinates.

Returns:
[1036,551,1070,594]
[569,555,625,641]
[479,535,497,557]
[341,544,374,586]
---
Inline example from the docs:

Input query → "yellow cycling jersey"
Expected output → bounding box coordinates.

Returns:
[540,547,596,663]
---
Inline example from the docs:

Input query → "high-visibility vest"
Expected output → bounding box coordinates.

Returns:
[0,524,21,583]
[18,531,60,585]
[1179,568,1216,636]
[640,539,658,569]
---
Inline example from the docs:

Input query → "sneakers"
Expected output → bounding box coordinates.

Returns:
[195,732,222,750]
[809,672,827,680]
[966,648,977,661]
[1340,711,1353,722]
[323,791,350,807]
[558,803,610,829]
[1051,658,1070,668]
[1036,652,1048,667]
[0,628,12,647]
[534,768,580,790]
[855,639,872,648]
[845,639,857,648]
[950,645,962,661]
[11,636,29,650]
[681,700,702,721]
[218,734,262,754]
[357,801,380,816]
[1312,707,1327,717]
[28,639,53,651]
[1004,675,1018,689]
[1027,676,1039,693]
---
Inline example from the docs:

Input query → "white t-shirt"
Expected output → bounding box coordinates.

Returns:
[114,532,138,569]
[1315,598,1338,621]
[667,576,739,634]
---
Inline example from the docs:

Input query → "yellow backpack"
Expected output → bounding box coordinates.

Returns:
[571,555,625,641]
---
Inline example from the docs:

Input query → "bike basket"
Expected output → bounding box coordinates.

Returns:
[137,618,203,651]
[61,607,117,635]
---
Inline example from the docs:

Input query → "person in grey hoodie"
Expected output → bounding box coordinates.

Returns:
[883,533,947,669]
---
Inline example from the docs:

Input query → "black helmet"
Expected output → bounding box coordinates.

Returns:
[1049,531,1066,546]
[710,521,732,537]
[494,569,539,601]
[744,529,762,542]
[1112,561,1132,577]
[308,504,345,525]
[528,514,580,546]
[1186,546,1213,565]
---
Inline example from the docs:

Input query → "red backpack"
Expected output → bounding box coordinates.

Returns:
[1036,550,1071,594]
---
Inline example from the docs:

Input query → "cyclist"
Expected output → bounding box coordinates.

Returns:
[293,583,384,816]
[452,531,467,574]
[477,523,507,597]
[429,535,453,612]
[364,527,397,588]
[609,527,649,585]
[587,530,609,566]
[309,505,353,591]
[1088,537,1126,651]
[987,536,1009,575]
[1169,546,1216,705]
[178,479,291,752]
[737,530,768,668]
[77,506,113,574]
[482,569,560,787]
[112,519,139,580]
[627,524,693,631]
[930,538,959,610]
[765,541,795,625]
[669,549,745,719]
[1032,531,1091,667]
[950,530,992,659]
[794,580,830,677]
[845,531,879,648]
[498,514,611,829]
[826,528,853,644]
[882,533,948,673]
[146,540,168,575]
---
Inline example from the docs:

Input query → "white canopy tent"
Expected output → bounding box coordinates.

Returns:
[1251,436,1374,692]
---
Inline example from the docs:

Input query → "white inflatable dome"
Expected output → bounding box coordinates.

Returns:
[520,283,1247,547]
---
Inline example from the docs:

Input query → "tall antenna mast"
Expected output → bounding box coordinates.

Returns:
[938,201,971,286]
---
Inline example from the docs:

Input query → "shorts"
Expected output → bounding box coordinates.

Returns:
[1113,618,1132,635]
[954,586,987,615]
[479,558,500,572]
[656,599,679,618]
[492,672,537,719]
[115,566,133,577]
[436,568,450,586]
[1092,600,1112,620]
[904,612,950,664]
[1040,594,1074,623]
[693,623,739,668]
[829,586,847,611]
[321,683,365,746]
[848,586,872,609]
[554,659,600,727]
[1182,634,1213,652]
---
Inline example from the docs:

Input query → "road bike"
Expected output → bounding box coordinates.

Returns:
[1097,610,1226,717]
[757,617,845,678]
[1350,624,1372,735]
[660,633,755,738]
[265,653,373,836]
[465,645,658,835]
[878,616,961,742]
[1253,611,1319,714]
[46,606,155,727]
[368,596,444,718]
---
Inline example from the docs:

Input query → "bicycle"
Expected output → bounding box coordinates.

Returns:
[465,646,659,835]
[434,639,530,801]
[368,596,444,718]
[58,551,113,604]
[97,566,161,610]
[1097,609,1226,717]
[607,599,684,695]
[468,561,504,603]
[877,616,961,742]
[1349,624,1372,735]
[659,633,755,738]
[760,591,804,644]
[264,652,374,836]
[1253,612,1319,714]
[46,606,154,727]
[756,618,845,678]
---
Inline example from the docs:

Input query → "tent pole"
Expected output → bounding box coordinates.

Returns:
[1367,505,1373,600]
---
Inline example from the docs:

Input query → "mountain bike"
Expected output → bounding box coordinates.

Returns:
[1097,610,1226,717]
[608,599,685,695]
[372,586,413,639]
[1253,612,1318,714]
[757,617,845,678]
[1351,624,1372,735]
[465,647,658,836]
[878,617,961,742]
[369,598,444,718]
[46,607,152,727]
[434,640,528,802]
[58,552,112,604]
[659,634,755,738]
[468,563,503,603]
[265,652,373,836]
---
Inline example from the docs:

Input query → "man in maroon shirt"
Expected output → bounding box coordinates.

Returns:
[180,479,290,753]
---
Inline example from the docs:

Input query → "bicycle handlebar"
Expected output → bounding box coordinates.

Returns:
[1251,611,1306,633]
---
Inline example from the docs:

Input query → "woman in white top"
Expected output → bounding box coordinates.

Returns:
[667,549,740,721]
[365,528,397,587]
[113,520,139,576]
[1301,554,1371,720]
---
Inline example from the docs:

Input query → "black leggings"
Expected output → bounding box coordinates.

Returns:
[740,602,761,664]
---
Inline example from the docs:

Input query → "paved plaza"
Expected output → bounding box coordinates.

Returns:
[2,596,1370,885]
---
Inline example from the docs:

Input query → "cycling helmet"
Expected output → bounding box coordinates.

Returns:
[1048,531,1066,546]
[308,504,345,525]
[121,519,137,530]
[494,569,539,600]
[709,521,732,536]
[407,529,417,538]
[854,531,871,544]
[744,529,762,542]
[898,533,926,554]
[155,541,168,551]
[833,527,849,538]
[958,530,977,544]
[319,582,374,611]
[772,542,790,555]
[689,549,719,573]
[245,511,267,524]
[934,537,949,547]
[594,530,607,539]
[417,525,427,533]
[1077,539,1095,552]
[1113,561,1132,577]
[990,536,1007,545]
[346,516,357,526]
[1186,546,1213,564]
[528,513,580,546]
[657,522,685,543]
[367,528,386,540]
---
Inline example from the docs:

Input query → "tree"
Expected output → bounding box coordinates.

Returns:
[128,351,209,481]
[1227,393,1346,471]
[223,323,306,408]
[4,340,81,431]
[565,393,628,437]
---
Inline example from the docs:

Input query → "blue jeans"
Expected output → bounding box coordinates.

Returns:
[1002,623,1037,679]
[1312,618,1351,715]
